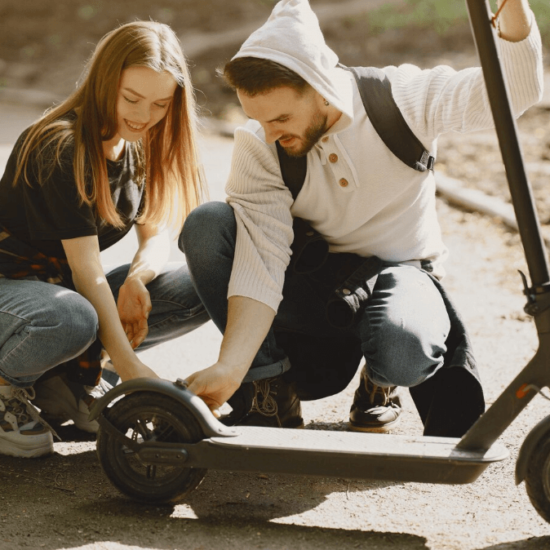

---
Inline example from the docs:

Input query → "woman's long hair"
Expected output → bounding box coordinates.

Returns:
[14,21,205,229]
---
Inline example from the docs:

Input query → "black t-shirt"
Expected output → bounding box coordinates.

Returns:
[0,127,144,259]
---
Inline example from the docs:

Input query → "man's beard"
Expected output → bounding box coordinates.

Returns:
[280,110,328,158]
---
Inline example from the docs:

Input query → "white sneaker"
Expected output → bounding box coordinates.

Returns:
[32,374,113,434]
[0,385,54,458]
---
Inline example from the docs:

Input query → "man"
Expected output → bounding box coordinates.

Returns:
[181,0,542,434]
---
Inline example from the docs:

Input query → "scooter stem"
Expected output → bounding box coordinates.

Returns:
[465,0,550,287]
[458,0,550,452]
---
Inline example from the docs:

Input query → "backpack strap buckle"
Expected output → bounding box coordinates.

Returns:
[417,150,436,172]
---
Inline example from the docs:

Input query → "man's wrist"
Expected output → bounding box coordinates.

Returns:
[216,358,251,382]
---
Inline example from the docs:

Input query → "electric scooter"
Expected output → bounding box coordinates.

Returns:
[90,0,550,523]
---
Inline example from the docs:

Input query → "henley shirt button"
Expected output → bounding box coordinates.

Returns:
[329,153,338,163]
[322,136,329,143]
[342,288,351,295]
[339,178,349,188]
[306,231,314,237]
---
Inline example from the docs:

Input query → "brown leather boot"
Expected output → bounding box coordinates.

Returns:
[349,365,402,432]
[223,375,304,428]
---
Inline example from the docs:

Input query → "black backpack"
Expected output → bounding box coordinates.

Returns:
[276,65,435,199]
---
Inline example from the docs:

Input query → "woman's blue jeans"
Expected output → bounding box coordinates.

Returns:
[0,261,209,388]
[181,201,451,388]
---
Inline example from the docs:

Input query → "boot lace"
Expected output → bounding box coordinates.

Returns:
[364,377,392,406]
[250,379,279,417]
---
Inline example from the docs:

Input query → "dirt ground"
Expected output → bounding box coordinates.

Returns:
[2,1,550,549]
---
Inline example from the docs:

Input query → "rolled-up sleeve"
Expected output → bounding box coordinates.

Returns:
[391,9,543,142]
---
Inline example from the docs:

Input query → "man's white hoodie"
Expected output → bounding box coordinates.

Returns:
[225,0,543,313]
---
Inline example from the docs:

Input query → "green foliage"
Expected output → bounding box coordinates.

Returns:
[367,0,467,36]
[367,0,550,47]
[530,0,550,45]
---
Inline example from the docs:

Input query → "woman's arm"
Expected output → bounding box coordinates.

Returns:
[62,235,159,381]
[124,222,171,285]
[116,223,171,349]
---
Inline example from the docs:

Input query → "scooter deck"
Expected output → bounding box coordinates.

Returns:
[153,426,509,485]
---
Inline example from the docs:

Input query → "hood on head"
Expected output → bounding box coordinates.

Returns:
[232,0,352,120]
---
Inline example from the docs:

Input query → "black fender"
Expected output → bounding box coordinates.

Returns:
[88,378,237,439]
[516,415,550,484]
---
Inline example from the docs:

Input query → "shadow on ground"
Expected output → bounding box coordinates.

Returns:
[479,537,550,549]
[0,447,425,550]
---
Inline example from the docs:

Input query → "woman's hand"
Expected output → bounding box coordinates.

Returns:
[185,362,248,417]
[117,277,152,349]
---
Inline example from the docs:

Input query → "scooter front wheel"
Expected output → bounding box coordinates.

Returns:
[525,433,550,523]
[96,391,207,503]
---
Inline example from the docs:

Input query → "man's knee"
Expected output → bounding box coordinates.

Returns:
[179,201,236,256]
[363,322,446,387]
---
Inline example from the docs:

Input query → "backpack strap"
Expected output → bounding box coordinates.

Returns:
[346,66,435,173]
[276,141,307,201]
[276,65,436,198]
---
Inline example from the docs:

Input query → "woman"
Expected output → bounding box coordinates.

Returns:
[0,21,209,458]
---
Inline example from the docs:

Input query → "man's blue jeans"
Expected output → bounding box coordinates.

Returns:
[181,202,451,389]
[0,261,209,388]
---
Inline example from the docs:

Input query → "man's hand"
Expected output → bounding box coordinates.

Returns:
[497,0,531,42]
[185,296,276,416]
[117,277,152,349]
[186,362,248,417]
